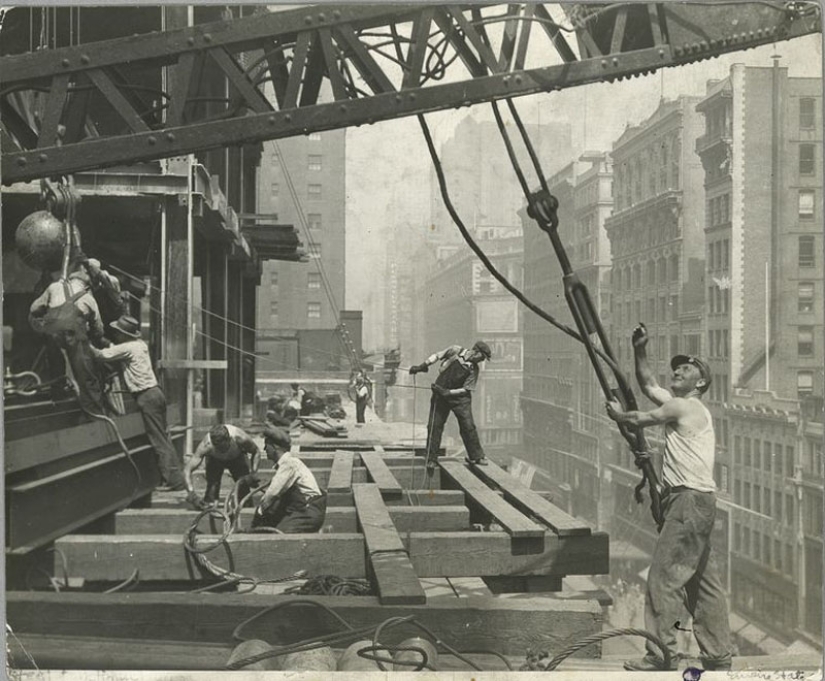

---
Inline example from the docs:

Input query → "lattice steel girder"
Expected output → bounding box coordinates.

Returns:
[1,2,819,183]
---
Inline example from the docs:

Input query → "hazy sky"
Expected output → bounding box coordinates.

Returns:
[344,27,822,350]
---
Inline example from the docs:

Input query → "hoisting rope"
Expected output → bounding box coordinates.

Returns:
[418,102,663,528]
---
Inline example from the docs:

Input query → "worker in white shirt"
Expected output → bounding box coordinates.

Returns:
[251,426,326,533]
[90,314,184,491]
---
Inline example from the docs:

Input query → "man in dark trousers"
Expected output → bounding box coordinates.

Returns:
[351,369,372,425]
[183,423,261,509]
[90,314,185,490]
[605,323,733,672]
[251,426,326,533]
[409,340,492,468]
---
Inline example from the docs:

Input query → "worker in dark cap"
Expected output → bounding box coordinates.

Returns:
[251,426,327,533]
[409,340,492,467]
[183,423,261,510]
[605,323,732,672]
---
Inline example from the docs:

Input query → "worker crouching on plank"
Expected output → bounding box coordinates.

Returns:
[184,423,261,510]
[251,426,327,533]
[409,340,492,467]
[90,314,185,491]
[605,323,733,672]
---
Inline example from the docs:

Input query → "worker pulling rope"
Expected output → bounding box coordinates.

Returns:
[418,104,663,529]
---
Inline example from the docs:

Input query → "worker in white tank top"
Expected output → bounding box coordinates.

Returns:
[606,323,733,673]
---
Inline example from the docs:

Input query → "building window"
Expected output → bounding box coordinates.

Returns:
[270,272,278,286]
[734,480,741,504]
[309,243,322,259]
[799,235,816,267]
[775,491,783,521]
[744,482,751,508]
[798,326,814,356]
[734,522,741,551]
[800,97,816,129]
[269,300,278,318]
[270,182,279,196]
[308,154,322,171]
[786,446,796,477]
[799,282,815,312]
[753,532,761,560]
[798,371,814,397]
[744,437,751,467]
[307,272,321,290]
[307,302,321,319]
[799,144,816,175]
[743,526,751,554]
[308,213,322,230]
[309,132,321,141]
[721,464,729,493]
[308,184,322,199]
[734,435,741,464]
[764,488,771,517]
[754,485,761,513]
[799,190,815,218]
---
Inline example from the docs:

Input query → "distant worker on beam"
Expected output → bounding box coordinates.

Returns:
[605,323,733,672]
[251,426,327,533]
[183,423,261,510]
[409,340,492,467]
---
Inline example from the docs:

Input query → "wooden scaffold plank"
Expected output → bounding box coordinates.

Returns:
[326,451,354,493]
[472,460,592,537]
[352,483,426,605]
[52,530,609,581]
[438,459,544,538]
[359,452,403,499]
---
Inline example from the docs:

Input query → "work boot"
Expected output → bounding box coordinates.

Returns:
[623,655,678,672]
[466,457,488,466]
[701,656,732,671]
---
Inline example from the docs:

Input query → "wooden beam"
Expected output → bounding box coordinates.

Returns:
[439,460,544,538]
[52,531,609,581]
[326,451,354,493]
[353,484,426,605]
[6,591,603,657]
[359,452,403,498]
[471,461,592,537]
[325,490,464,508]
[157,359,228,370]
[113,506,469,534]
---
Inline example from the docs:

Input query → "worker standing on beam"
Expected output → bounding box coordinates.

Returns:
[251,426,326,533]
[90,314,186,491]
[351,369,372,426]
[605,324,733,672]
[183,423,261,510]
[409,341,492,467]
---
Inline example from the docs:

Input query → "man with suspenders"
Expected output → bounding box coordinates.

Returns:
[409,340,492,468]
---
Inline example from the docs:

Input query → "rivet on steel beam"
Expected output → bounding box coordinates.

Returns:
[166,133,175,142]
[62,59,70,67]
[285,114,292,121]
[80,54,90,65]
[674,47,682,56]
[305,16,313,25]
[333,10,341,19]
[16,157,27,167]
[700,41,708,51]
[612,57,619,66]
[268,115,277,124]
[409,93,416,101]
[514,75,522,84]
[658,48,665,58]
[749,31,755,39]
[693,43,700,52]
[317,13,325,21]
[148,136,157,145]
[39,153,48,162]
[204,34,212,43]
[187,37,195,46]
[339,104,347,112]
[395,94,402,103]
[601,59,608,67]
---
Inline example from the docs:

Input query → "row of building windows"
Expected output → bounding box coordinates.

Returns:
[707,329,730,359]
[707,285,730,315]
[269,183,325,199]
[613,135,681,211]
[708,194,731,228]
[614,294,680,326]
[799,144,817,176]
[708,373,730,403]
[707,238,730,272]
[269,271,322,290]
[799,235,816,268]
[614,254,680,291]
[268,300,323,319]
[732,573,796,632]
[733,526,795,577]
[734,436,794,475]
[734,479,794,524]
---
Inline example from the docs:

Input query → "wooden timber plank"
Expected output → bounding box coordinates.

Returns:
[326,451,354,493]
[439,460,544,538]
[267,453,414,469]
[53,531,608,581]
[472,460,592,537]
[359,452,403,498]
[7,634,233,671]
[326,489,462,508]
[6,591,602,657]
[352,484,426,605]
[113,506,470,534]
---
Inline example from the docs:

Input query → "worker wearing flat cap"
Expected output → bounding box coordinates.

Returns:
[410,340,492,467]
[605,323,732,672]
[251,426,327,533]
